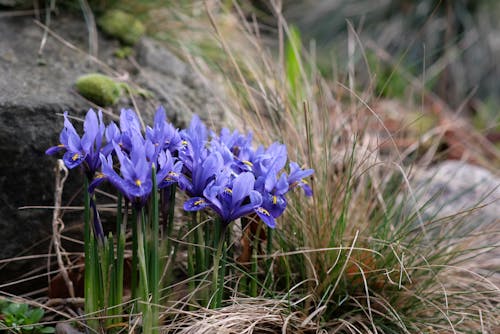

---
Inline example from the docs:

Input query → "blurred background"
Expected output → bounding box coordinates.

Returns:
[247,0,500,137]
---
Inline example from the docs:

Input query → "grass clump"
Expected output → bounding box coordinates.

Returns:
[158,2,499,332]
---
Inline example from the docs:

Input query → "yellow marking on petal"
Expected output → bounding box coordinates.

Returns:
[181,140,188,146]
[194,199,205,206]
[224,187,232,194]
[95,172,105,179]
[272,196,277,205]
[243,160,253,167]
[135,179,142,187]
[257,207,270,216]
[165,172,178,182]
[72,153,80,161]
[57,144,65,148]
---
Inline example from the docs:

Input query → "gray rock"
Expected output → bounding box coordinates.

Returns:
[412,161,499,224]
[136,38,225,127]
[0,14,224,289]
[411,161,499,280]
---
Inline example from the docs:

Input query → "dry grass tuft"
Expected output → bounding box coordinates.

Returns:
[161,298,318,334]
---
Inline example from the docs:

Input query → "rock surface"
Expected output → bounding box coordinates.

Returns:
[412,160,499,224]
[0,14,223,288]
[411,161,499,280]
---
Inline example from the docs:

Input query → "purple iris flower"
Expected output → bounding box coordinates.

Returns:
[92,132,153,207]
[156,149,186,189]
[183,150,224,197]
[252,142,287,177]
[287,162,314,196]
[179,115,209,173]
[184,172,266,226]
[212,128,253,155]
[118,108,142,153]
[145,107,184,165]
[102,121,120,156]
[257,170,289,218]
[46,109,105,178]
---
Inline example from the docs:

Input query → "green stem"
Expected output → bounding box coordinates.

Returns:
[210,222,227,309]
[151,166,159,334]
[83,179,99,330]
[167,185,177,235]
[162,185,177,293]
[115,195,125,324]
[105,233,114,328]
[187,214,196,301]
[249,223,263,298]
[194,213,205,277]
[131,207,138,304]
[137,208,151,334]
[264,226,274,293]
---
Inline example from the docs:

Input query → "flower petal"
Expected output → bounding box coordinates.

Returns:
[255,206,276,228]
[45,145,65,155]
[63,150,85,169]
[184,197,210,212]
[231,172,255,207]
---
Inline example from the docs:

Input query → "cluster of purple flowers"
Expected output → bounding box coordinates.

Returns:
[47,107,314,228]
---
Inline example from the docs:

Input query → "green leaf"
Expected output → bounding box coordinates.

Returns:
[40,326,56,333]
[285,25,303,102]
[28,308,44,323]
[6,302,23,315]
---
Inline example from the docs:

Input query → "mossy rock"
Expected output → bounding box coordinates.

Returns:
[75,73,122,106]
[98,9,145,45]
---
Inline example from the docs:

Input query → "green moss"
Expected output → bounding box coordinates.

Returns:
[114,46,133,59]
[75,73,122,106]
[98,9,145,45]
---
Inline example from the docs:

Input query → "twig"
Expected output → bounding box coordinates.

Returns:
[51,160,75,298]
[46,298,85,307]
[78,0,98,57]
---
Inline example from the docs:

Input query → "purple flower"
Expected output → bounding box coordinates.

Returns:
[258,170,289,218]
[184,172,265,226]
[46,109,105,177]
[184,150,224,197]
[102,121,120,156]
[287,162,314,196]
[156,149,185,189]
[117,108,142,152]
[179,115,209,173]
[146,106,183,155]
[253,142,287,177]
[92,132,153,207]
